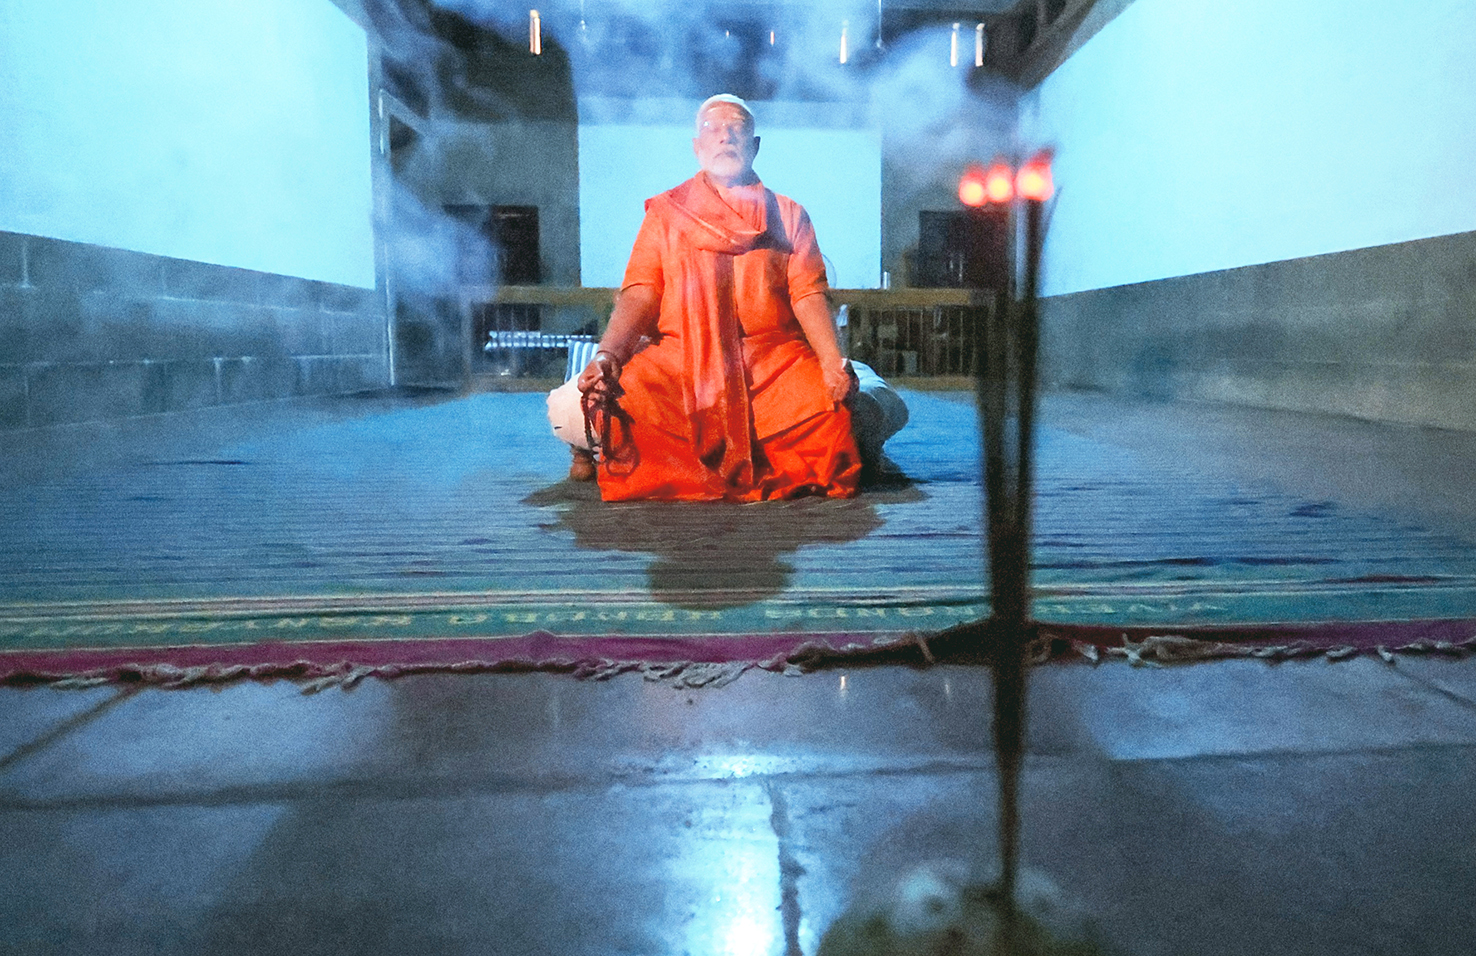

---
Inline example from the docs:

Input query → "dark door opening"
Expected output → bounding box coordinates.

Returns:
[915,210,1009,291]
[443,204,542,286]
[490,205,541,286]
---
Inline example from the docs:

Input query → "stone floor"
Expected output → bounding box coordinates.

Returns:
[3,389,1476,955]
[3,657,1476,955]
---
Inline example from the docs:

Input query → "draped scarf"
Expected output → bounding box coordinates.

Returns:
[659,172,789,489]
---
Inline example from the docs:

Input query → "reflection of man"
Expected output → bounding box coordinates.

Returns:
[547,94,894,502]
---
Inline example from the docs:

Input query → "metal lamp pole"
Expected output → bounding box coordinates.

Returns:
[959,151,1054,918]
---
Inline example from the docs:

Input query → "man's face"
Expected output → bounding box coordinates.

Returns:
[693,103,759,185]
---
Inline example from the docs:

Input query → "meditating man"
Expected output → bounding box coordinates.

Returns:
[548,93,904,501]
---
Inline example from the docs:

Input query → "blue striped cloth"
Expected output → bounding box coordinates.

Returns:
[565,339,601,381]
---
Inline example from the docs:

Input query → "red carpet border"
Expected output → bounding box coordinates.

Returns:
[3,619,1474,691]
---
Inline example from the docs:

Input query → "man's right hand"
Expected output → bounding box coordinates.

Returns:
[577,351,622,394]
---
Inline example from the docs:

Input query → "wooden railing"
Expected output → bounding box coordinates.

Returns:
[837,289,993,377]
[461,285,994,378]
[459,285,611,378]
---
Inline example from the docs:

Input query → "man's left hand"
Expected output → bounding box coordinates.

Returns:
[823,360,859,406]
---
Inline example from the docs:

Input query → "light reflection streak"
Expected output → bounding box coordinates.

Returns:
[667,782,782,956]
[721,912,776,956]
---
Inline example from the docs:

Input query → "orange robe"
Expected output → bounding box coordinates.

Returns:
[596,173,861,502]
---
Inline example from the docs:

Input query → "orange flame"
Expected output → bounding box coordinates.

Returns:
[984,160,1015,203]
[1016,151,1054,201]
[958,164,989,207]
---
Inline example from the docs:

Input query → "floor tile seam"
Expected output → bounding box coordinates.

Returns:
[0,688,139,775]
[1381,665,1476,714]
[763,780,806,956]
[1101,738,1476,768]
[0,756,1021,813]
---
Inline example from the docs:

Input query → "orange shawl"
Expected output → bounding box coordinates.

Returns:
[656,173,792,489]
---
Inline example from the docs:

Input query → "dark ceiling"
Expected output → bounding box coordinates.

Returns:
[367,0,1096,120]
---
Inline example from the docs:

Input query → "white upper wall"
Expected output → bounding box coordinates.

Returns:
[0,0,376,288]
[1032,0,1476,296]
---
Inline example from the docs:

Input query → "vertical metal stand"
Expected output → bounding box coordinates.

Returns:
[969,182,1047,925]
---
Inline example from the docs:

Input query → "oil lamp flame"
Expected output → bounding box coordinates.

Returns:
[985,161,1015,204]
[958,164,989,207]
[1016,151,1054,202]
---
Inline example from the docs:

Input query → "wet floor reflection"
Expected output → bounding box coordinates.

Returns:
[525,480,925,609]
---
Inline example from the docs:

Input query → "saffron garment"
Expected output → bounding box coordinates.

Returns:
[596,173,861,502]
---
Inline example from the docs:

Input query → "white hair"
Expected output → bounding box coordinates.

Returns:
[695,93,755,132]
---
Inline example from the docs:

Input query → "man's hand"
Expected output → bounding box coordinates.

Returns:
[822,359,858,406]
[791,294,855,408]
[577,351,622,394]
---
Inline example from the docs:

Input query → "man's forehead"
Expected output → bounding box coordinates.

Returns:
[699,103,754,128]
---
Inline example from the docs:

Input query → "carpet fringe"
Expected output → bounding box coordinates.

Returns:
[576,659,753,688]
[1054,632,1476,667]
[10,627,1475,692]
[8,653,766,693]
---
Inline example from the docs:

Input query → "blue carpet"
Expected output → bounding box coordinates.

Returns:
[2,389,1474,649]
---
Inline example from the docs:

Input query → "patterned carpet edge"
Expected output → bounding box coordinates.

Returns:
[3,618,1473,691]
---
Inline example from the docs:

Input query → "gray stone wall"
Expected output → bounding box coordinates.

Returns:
[0,0,394,431]
[394,118,580,286]
[0,231,389,431]
[1041,230,1476,431]
[879,84,1018,290]
[381,117,580,387]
